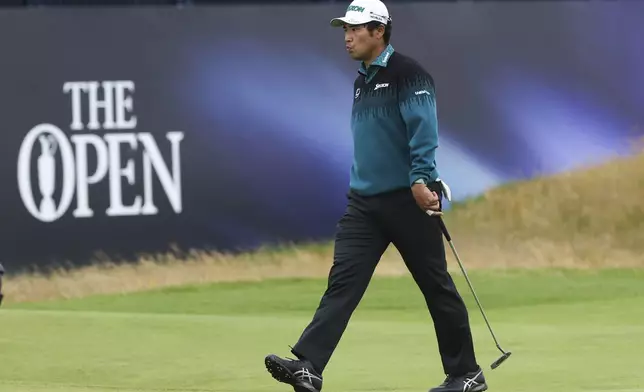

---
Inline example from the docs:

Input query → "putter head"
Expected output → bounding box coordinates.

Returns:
[490,351,511,369]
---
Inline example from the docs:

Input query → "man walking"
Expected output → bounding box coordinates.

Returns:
[264,1,487,391]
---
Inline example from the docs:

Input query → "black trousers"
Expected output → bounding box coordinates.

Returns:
[291,182,479,376]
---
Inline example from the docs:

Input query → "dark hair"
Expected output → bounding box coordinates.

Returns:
[365,20,392,45]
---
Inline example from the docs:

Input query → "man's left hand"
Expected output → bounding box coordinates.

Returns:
[411,184,442,215]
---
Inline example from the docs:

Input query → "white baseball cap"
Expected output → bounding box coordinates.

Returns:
[330,0,390,27]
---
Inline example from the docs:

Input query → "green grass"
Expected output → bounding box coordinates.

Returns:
[2,269,644,391]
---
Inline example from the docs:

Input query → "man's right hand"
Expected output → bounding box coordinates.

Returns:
[412,183,442,215]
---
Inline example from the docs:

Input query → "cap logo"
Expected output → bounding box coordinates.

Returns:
[347,5,365,12]
[370,12,386,22]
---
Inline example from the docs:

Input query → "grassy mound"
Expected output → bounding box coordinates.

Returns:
[443,150,644,268]
[5,151,644,303]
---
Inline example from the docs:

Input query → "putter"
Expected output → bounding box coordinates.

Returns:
[438,217,512,369]
[426,180,512,369]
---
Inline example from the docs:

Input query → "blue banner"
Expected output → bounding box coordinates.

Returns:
[0,1,642,271]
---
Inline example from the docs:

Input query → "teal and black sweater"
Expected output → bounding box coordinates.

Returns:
[349,45,440,196]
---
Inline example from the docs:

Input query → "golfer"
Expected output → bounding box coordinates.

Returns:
[265,1,487,391]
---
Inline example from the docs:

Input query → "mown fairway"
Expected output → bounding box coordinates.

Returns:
[2,269,644,392]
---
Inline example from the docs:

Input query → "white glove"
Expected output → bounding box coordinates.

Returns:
[437,178,452,202]
[425,178,452,216]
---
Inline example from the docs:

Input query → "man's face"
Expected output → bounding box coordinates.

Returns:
[344,24,382,61]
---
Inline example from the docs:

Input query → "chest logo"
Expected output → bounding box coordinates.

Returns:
[374,83,389,91]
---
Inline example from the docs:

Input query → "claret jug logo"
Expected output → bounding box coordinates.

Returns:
[17,81,185,223]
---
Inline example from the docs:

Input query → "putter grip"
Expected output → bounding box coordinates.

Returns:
[438,218,452,242]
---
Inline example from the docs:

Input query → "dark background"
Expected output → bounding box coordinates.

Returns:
[1,0,643,272]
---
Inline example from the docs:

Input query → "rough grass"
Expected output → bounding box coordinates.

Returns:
[443,149,644,268]
[5,151,644,303]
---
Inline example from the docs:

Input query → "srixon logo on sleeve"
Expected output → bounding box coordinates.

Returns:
[17,81,185,223]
